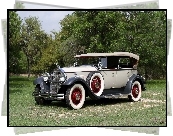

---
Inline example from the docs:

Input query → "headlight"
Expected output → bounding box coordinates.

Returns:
[43,76,48,81]
[59,77,65,82]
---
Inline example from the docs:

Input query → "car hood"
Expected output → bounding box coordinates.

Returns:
[61,65,97,73]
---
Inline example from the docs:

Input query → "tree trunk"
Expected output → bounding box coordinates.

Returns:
[27,57,30,78]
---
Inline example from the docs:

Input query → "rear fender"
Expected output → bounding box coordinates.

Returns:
[124,74,146,93]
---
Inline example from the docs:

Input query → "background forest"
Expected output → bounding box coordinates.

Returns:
[9,8,168,80]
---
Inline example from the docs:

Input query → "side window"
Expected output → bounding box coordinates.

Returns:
[101,57,107,68]
[118,57,133,68]
[107,57,119,69]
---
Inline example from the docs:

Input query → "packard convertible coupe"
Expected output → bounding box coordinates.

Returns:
[32,52,146,110]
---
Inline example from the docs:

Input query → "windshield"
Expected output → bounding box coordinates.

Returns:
[75,57,99,66]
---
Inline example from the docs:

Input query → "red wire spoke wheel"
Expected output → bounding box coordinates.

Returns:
[87,72,104,97]
[65,84,85,110]
[128,81,142,102]
[91,76,101,93]
[71,87,82,105]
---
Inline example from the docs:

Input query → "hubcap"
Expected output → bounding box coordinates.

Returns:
[91,76,101,93]
[132,84,139,98]
[71,88,82,105]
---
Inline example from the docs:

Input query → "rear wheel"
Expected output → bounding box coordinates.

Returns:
[65,84,85,110]
[128,81,142,102]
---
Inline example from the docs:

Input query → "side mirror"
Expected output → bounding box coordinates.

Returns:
[98,62,102,70]
[118,65,121,69]
[73,62,76,67]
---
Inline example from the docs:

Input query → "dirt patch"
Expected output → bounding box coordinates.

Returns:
[141,98,165,104]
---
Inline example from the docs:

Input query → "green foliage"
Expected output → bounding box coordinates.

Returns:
[59,11,166,79]
[14,2,25,9]
[32,34,60,73]
[19,16,48,77]
[9,10,167,79]
[9,11,22,73]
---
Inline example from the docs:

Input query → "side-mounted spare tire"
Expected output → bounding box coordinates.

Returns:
[86,71,104,99]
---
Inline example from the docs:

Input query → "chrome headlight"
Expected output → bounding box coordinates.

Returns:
[59,68,67,81]
[43,76,48,81]
[59,77,65,82]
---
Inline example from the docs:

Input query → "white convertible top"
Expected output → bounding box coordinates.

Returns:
[74,52,139,60]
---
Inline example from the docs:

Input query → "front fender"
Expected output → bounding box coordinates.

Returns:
[63,77,87,86]
[124,74,146,93]
[33,77,50,93]
[63,77,99,100]
[33,77,44,85]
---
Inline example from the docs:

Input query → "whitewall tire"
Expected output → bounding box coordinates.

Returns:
[87,72,104,96]
[65,84,85,110]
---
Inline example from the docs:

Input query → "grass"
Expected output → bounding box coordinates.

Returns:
[9,76,166,126]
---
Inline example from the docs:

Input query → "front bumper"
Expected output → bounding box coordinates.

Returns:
[32,91,64,100]
[32,87,64,100]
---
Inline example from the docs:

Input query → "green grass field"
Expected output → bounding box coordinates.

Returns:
[9,76,166,126]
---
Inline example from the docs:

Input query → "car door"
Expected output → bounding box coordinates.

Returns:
[113,57,132,88]
[114,69,131,88]
[101,69,115,89]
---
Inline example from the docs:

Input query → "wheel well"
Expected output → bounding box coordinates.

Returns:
[60,81,89,97]
[70,81,89,97]
[135,78,144,91]
[35,84,41,90]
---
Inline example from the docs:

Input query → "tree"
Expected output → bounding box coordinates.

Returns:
[59,11,166,79]
[9,11,22,74]
[14,2,25,9]
[19,16,47,77]
[31,33,60,73]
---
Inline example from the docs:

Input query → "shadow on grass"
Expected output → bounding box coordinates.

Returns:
[84,98,130,108]
[9,88,23,94]
[146,79,166,85]
[9,76,31,82]
[39,98,130,109]
[9,82,25,88]
[9,75,37,83]
[9,81,28,94]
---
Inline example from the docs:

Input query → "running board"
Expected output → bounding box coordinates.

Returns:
[100,93,130,99]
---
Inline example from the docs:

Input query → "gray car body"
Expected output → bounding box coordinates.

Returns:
[33,52,146,100]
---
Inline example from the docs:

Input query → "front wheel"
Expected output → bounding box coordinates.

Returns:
[65,84,85,110]
[128,81,142,102]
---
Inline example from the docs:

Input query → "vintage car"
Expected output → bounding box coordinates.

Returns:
[32,52,146,110]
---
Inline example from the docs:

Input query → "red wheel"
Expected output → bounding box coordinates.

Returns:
[128,81,142,102]
[65,84,85,110]
[91,76,101,93]
[71,88,82,105]
[132,84,140,98]
[87,72,104,97]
